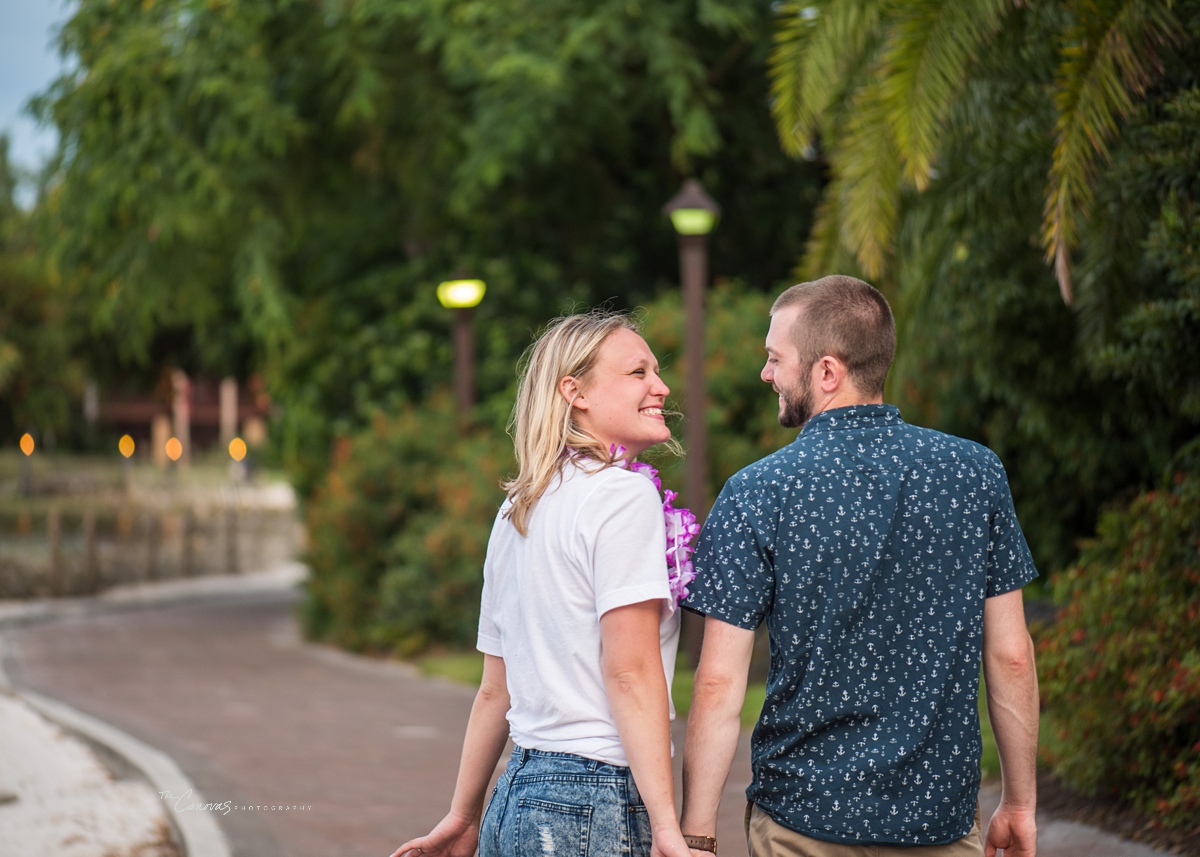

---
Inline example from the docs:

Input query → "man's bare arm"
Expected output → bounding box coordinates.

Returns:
[680,616,756,839]
[982,588,1039,857]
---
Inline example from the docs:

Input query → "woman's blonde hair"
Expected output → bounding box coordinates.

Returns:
[502,310,638,536]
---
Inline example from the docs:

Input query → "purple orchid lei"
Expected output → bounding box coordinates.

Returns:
[609,445,700,608]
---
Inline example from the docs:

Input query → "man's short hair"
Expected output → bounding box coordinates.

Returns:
[771,275,896,398]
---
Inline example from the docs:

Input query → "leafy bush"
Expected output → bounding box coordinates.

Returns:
[301,394,510,655]
[301,281,797,656]
[1038,470,1200,827]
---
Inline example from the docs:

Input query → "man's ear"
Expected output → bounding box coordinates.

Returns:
[815,356,844,394]
[560,376,587,410]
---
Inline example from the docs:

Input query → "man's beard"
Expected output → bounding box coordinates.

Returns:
[777,383,814,428]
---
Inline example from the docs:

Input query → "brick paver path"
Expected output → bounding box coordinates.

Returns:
[7,591,751,857]
[8,587,1161,857]
[11,593,477,856]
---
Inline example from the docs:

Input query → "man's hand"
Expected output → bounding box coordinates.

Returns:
[985,803,1036,857]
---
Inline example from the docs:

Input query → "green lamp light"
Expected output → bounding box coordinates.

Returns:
[437,279,487,309]
[663,179,721,236]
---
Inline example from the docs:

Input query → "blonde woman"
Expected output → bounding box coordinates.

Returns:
[393,312,695,857]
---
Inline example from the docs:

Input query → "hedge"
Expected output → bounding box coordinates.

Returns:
[1038,470,1200,828]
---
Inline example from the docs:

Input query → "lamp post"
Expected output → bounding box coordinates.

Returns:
[119,434,135,494]
[229,436,248,484]
[19,432,34,497]
[663,179,720,519]
[437,278,487,422]
[165,436,182,488]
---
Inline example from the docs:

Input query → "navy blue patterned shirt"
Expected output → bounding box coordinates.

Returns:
[683,404,1037,846]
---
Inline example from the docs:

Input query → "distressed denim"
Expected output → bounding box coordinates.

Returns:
[479,746,652,857]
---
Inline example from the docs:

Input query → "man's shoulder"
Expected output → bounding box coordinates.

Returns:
[895,420,1004,469]
[724,439,806,492]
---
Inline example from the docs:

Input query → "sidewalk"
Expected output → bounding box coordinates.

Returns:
[0,568,1168,857]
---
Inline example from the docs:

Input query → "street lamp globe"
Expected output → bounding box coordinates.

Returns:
[437,279,487,309]
[437,278,487,424]
[663,179,721,236]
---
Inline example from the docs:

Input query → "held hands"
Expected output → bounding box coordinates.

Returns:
[649,830,706,857]
[390,810,479,857]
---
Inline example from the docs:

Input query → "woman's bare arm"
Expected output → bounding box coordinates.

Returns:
[601,600,695,857]
[391,654,511,857]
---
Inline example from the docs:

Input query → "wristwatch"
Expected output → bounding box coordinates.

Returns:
[683,834,717,853]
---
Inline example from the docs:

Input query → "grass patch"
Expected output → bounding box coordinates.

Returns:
[671,668,765,731]
[670,665,693,714]
[411,653,1000,782]
[416,649,485,685]
[979,679,1000,780]
[741,682,767,731]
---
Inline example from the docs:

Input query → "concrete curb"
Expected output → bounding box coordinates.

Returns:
[13,682,233,857]
[0,564,307,857]
[0,562,309,630]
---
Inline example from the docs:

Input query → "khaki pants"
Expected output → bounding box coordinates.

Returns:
[745,802,983,857]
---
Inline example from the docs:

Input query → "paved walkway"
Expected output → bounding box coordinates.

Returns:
[0,574,1166,857]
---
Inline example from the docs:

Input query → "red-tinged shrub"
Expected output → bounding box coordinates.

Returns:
[301,393,509,655]
[1038,471,1200,828]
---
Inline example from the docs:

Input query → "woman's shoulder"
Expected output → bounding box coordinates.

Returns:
[570,461,661,509]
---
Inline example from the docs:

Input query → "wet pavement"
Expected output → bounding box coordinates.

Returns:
[1,580,1165,857]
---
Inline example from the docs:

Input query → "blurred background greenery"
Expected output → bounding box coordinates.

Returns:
[2,0,1197,829]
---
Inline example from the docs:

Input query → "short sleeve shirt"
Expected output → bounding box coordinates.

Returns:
[478,460,681,766]
[683,405,1037,845]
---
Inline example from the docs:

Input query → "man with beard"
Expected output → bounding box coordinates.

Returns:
[677,276,1040,857]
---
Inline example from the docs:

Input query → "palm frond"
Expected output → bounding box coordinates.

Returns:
[833,79,903,280]
[769,0,885,157]
[1042,0,1177,304]
[769,1,820,156]
[799,181,848,281]
[879,0,1010,191]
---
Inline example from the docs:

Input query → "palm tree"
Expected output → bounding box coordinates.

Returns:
[769,0,1179,303]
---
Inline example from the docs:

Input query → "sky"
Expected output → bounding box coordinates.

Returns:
[0,0,72,188]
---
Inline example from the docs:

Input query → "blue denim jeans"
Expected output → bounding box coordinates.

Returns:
[479,746,652,857]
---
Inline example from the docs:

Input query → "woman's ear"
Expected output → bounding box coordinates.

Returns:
[560,376,587,410]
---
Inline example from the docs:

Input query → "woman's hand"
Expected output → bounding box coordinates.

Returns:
[648,830,706,857]
[393,655,510,857]
[390,811,478,857]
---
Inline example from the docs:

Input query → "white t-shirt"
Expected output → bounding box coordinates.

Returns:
[476,460,681,766]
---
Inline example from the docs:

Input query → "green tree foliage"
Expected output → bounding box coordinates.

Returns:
[1081,85,1200,424]
[768,1,1200,820]
[768,0,1179,302]
[1038,471,1200,827]
[0,137,84,442]
[34,0,820,494]
[779,2,1200,572]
